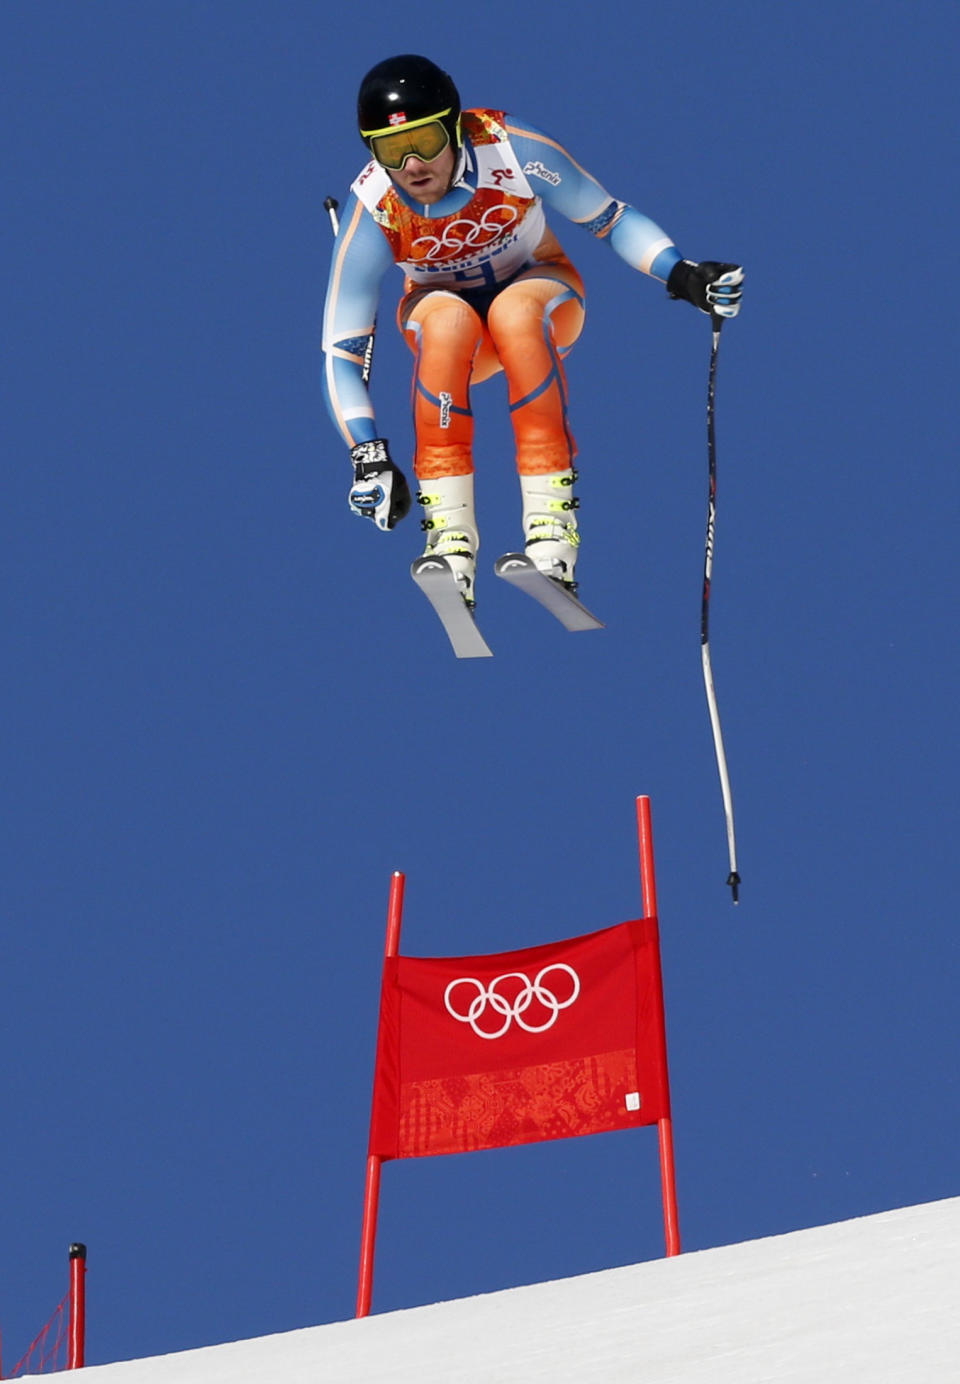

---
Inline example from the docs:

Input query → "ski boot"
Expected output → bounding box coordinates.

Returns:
[416,474,479,607]
[519,468,581,589]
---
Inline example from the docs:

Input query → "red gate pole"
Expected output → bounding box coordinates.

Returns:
[636,797,681,1257]
[67,1244,86,1369]
[356,872,406,1318]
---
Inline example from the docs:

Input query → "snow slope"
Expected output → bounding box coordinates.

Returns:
[59,1198,959,1383]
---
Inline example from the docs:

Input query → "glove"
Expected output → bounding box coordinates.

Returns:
[348,439,412,531]
[667,260,744,319]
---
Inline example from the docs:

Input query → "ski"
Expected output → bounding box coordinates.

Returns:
[494,554,605,632]
[411,556,493,659]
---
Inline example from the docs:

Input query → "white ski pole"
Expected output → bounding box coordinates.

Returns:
[701,316,741,903]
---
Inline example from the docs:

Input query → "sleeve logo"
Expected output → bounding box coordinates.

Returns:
[523,159,561,186]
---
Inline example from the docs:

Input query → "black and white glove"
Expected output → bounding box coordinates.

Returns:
[348,439,412,531]
[667,260,744,319]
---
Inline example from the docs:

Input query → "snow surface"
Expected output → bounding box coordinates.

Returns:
[55,1198,959,1383]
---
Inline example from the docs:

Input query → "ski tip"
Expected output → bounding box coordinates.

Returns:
[410,555,494,658]
[495,552,604,631]
[411,555,453,578]
[494,553,532,577]
[727,871,741,904]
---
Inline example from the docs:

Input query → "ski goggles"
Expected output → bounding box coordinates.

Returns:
[362,109,455,170]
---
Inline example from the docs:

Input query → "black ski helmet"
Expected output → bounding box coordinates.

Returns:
[357,55,461,155]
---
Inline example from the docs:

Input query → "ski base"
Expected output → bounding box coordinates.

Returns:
[494,554,604,631]
[411,556,493,659]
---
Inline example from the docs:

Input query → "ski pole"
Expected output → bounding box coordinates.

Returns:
[324,196,375,385]
[701,314,741,903]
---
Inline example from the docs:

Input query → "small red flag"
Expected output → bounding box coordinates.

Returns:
[368,918,669,1160]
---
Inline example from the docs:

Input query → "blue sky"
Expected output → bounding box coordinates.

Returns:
[3,0,958,1367]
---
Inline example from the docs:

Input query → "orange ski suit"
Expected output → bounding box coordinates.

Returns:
[398,230,584,480]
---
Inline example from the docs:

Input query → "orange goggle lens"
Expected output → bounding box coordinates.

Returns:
[370,120,450,170]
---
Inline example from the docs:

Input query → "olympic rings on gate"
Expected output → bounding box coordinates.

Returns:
[410,204,519,262]
[443,964,581,1039]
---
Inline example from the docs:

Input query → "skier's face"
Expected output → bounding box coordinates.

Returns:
[388,144,456,204]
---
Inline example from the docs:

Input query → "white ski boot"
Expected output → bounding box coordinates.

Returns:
[416,474,479,606]
[519,468,581,588]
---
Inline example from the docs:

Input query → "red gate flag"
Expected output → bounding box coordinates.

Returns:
[368,917,670,1160]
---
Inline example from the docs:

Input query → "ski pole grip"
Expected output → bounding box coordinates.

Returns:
[324,197,340,238]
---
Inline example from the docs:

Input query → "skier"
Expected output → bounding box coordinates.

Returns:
[322,54,743,617]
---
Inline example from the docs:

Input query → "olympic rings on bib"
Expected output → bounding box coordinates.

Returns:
[443,964,580,1039]
[410,204,519,262]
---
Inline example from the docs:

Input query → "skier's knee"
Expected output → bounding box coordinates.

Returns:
[487,292,544,339]
[415,298,482,350]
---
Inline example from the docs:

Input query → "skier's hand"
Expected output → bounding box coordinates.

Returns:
[348,440,412,531]
[667,260,744,320]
